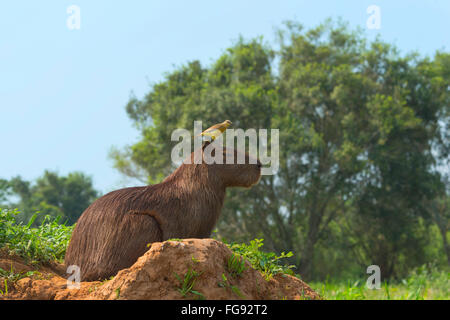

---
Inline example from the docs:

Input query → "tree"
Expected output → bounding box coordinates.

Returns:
[0,179,12,204]
[2,171,99,225]
[427,194,450,266]
[111,20,449,280]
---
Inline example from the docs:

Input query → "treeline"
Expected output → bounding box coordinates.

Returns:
[0,171,98,225]
[110,20,450,281]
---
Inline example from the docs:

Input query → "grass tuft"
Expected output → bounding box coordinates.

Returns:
[174,267,205,300]
[227,252,246,277]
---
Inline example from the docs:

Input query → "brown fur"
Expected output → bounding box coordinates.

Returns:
[65,143,261,281]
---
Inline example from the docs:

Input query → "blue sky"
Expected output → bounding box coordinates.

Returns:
[1,0,449,194]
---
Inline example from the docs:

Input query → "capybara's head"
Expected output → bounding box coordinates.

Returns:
[187,141,261,188]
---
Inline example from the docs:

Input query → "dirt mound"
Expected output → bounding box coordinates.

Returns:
[0,239,320,300]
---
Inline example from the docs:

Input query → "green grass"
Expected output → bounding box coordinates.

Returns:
[226,239,296,280]
[174,267,205,300]
[311,266,449,300]
[0,208,74,264]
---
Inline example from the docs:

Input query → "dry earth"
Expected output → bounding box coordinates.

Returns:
[0,239,320,300]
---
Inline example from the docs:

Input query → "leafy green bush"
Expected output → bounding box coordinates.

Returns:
[0,208,74,264]
[226,239,295,280]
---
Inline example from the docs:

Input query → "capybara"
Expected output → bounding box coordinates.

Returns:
[65,142,261,281]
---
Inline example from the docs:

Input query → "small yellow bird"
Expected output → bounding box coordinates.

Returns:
[199,120,232,141]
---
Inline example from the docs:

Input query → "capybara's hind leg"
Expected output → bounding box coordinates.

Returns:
[85,213,162,281]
